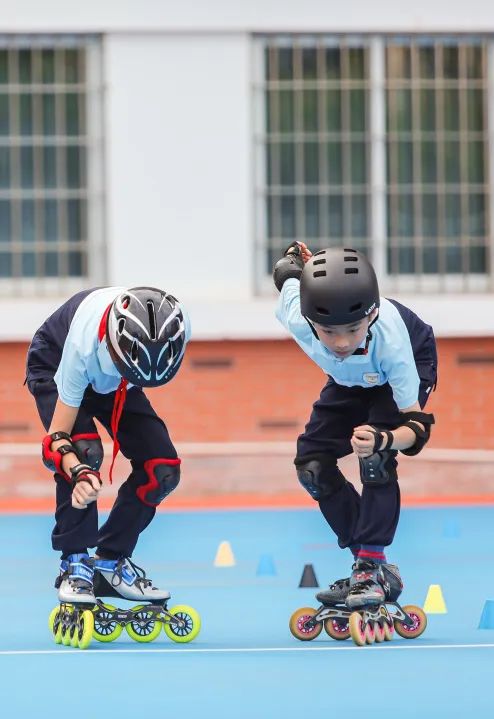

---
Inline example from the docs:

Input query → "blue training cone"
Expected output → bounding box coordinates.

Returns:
[256,554,276,576]
[478,600,494,629]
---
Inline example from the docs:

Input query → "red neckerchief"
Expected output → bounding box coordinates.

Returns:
[99,303,128,483]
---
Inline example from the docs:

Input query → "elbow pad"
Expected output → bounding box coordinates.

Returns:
[399,411,435,456]
[273,243,304,291]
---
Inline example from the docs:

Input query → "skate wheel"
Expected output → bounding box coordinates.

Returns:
[74,609,94,650]
[324,617,350,641]
[364,621,375,645]
[48,606,63,644]
[383,621,394,641]
[349,612,368,647]
[163,605,201,643]
[60,606,74,646]
[373,621,386,643]
[93,603,123,643]
[394,604,427,639]
[289,607,322,641]
[126,605,162,643]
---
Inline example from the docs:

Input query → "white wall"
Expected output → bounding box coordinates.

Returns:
[0,1,493,340]
[0,0,493,33]
[104,33,252,302]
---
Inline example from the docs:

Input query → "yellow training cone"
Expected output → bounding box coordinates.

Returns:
[423,584,447,614]
[214,540,235,567]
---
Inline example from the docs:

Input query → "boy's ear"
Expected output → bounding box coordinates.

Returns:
[368,308,379,323]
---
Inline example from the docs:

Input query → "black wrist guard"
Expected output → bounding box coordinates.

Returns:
[70,463,102,488]
[369,428,393,454]
[399,411,435,456]
[42,432,78,482]
[273,243,304,291]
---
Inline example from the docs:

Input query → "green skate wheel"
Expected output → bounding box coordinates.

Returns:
[60,606,74,646]
[93,603,123,643]
[75,609,94,650]
[126,605,162,643]
[48,606,63,644]
[289,607,322,641]
[163,605,201,643]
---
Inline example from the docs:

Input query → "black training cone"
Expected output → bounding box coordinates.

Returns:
[298,563,319,588]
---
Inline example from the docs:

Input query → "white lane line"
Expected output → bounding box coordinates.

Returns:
[1,643,494,656]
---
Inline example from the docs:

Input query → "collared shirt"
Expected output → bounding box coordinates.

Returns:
[53,287,191,407]
[276,279,420,410]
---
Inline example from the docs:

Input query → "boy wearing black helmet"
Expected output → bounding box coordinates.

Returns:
[26,286,189,606]
[274,243,437,608]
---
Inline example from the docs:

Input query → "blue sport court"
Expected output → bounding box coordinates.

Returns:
[1,506,493,718]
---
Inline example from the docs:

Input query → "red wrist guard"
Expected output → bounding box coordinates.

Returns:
[42,432,78,482]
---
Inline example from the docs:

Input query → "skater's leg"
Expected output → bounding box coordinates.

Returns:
[296,380,366,552]
[28,377,102,555]
[92,387,179,559]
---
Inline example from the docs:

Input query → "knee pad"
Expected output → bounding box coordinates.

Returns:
[137,458,181,507]
[294,454,346,501]
[72,433,104,471]
[359,450,398,486]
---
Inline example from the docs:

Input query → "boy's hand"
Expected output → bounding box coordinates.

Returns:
[72,472,102,509]
[294,241,312,264]
[351,425,384,458]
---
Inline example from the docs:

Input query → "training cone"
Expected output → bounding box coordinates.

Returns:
[298,563,319,588]
[423,584,447,613]
[478,600,494,629]
[214,540,235,567]
[256,554,276,576]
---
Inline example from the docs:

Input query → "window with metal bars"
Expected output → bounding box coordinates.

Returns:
[0,36,104,290]
[255,35,492,293]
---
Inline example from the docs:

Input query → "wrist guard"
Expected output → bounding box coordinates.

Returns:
[70,463,102,488]
[42,432,78,481]
[398,411,435,456]
[273,243,304,291]
[369,428,394,454]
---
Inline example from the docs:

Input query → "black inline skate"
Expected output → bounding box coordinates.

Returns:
[289,561,427,646]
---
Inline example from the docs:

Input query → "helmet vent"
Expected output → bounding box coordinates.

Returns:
[313,258,326,266]
[316,307,330,315]
[344,256,358,262]
[344,248,357,253]
[313,249,326,256]
[344,268,358,274]
[118,318,125,335]
[131,340,139,363]
[350,303,363,312]
[313,270,326,278]
[147,301,157,341]
[122,296,130,309]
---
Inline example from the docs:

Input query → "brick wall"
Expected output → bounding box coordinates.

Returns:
[1,337,493,448]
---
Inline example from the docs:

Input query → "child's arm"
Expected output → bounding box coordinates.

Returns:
[351,401,434,458]
[45,398,103,510]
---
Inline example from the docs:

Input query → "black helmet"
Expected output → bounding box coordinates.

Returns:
[300,248,379,326]
[106,287,186,387]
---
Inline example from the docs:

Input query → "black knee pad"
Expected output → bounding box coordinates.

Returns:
[72,433,104,471]
[359,450,398,486]
[136,459,181,506]
[294,453,346,501]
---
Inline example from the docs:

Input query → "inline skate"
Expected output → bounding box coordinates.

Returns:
[48,555,201,649]
[289,561,427,646]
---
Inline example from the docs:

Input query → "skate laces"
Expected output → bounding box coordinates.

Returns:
[111,558,154,593]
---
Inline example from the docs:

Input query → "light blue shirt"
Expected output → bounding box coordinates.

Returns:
[276,279,419,410]
[54,287,192,407]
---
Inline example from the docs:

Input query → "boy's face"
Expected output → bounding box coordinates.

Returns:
[313,311,376,359]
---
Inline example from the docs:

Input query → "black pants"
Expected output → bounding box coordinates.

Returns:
[28,378,177,558]
[296,370,435,550]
